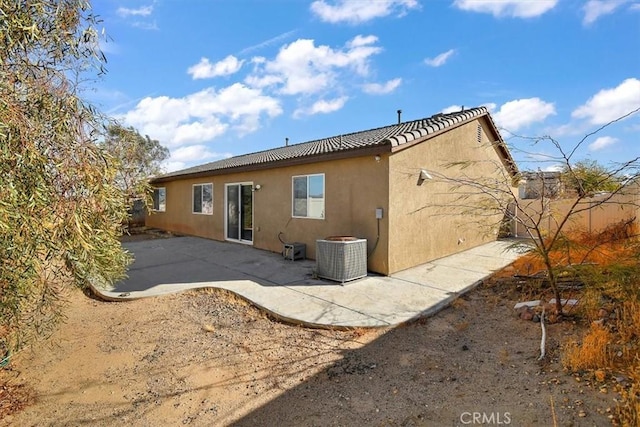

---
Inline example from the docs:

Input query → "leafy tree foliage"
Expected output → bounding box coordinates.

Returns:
[101,123,169,208]
[562,160,622,197]
[0,0,130,354]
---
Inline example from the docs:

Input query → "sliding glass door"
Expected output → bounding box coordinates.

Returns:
[226,183,253,243]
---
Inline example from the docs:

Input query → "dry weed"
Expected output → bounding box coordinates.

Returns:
[501,220,640,426]
[549,395,558,427]
[577,288,607,322]
[511,219,638,275]
[348,327,370,338]
[454,321,470,332]
[614,360,640,427]
[0,372,35,420]
[450,296,468,310]
[561,275,640,426]
[484,292,503,307]
[563,324,613,371]
[498,347,509,365]
[616,300,640,344]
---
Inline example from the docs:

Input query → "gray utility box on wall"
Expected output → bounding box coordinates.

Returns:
[283,242,306,261]
[316,238,367,283]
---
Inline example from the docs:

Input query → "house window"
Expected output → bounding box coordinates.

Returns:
[292,174,324,219]
[152,187,166,212]
[193,183,213,215]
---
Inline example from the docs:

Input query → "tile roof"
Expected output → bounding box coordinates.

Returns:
[155,106,494,180]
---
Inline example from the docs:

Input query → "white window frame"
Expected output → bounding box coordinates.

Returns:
[192,183,213,215]
[292,173,325,219]
[152,187,166,212]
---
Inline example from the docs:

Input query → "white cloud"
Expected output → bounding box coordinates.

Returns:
[172,120,228,145]
[442,105,463,114]
[572,78,640,125]
[493,98,556,131]
[119,83,282,147]
[543,163,564,172]
[310,0,419,24]
[294,96,348,118]
[424,49,455,67]
[482,102,497,112]
[441,103,496,114]
[117,5,156,30]
[132,21,158,31]
[348,35,379,48]
[187,56,244,79]
[453,0,558,18]
[244,73,284,89]
[362,78,402,95]
[163,161,187,173]
[162,149,229,173]
[442,103,496,114]
[246,35,382,96]
[117,5,153,17]
[119,33,393,151]
[588,136,619,151]
[170,145,232,163]
[583,0,630,25]
[524,151,556,162]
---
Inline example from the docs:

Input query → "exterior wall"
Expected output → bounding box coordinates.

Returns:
[147,154,391,274]
[147,177,218,239]
[387,117,515,274]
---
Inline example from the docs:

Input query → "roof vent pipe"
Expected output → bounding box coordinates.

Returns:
[397,109,402,124]
[461,105,464,111]
[285,137,289,146]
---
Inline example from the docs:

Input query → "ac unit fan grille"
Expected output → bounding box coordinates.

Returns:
[316,239,367,283]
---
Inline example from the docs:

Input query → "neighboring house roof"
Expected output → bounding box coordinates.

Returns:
[153,106,517,183]
[520,171,562,180]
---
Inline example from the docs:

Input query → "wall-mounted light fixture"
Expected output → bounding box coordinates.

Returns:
[419,169,432,180]
[253,184,262,191]
[417,169,433,186]
[374,155,381,162]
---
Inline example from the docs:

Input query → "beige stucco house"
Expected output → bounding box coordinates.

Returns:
[148,106,518,276]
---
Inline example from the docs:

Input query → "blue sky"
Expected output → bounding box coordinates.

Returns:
[90,0,640,173]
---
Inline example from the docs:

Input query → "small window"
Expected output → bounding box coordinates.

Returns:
[193,183,213,215]
[292,174,324,219]
[152,187,166,212]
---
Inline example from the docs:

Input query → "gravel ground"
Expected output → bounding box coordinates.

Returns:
[2,271,620,426]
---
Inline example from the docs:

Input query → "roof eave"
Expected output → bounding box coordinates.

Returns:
[386,111,519,179]
[386,113,482,153]
[482,113,519,179]
[151,144,390,184]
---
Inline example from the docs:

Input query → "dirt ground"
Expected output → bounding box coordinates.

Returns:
[1,257,622,426]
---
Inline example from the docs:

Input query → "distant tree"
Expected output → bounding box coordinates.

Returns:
[0,0,130,355]
[562,159,621,197]
[101,123,169,208]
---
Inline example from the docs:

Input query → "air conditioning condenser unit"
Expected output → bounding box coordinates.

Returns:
[316,238,367,283]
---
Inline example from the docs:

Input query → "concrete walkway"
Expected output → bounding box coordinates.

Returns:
[92,236,524,328]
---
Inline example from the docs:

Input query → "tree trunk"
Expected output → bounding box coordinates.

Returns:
[543,256,563,316]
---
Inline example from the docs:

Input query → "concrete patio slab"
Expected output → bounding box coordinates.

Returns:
[92,236,524,328]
